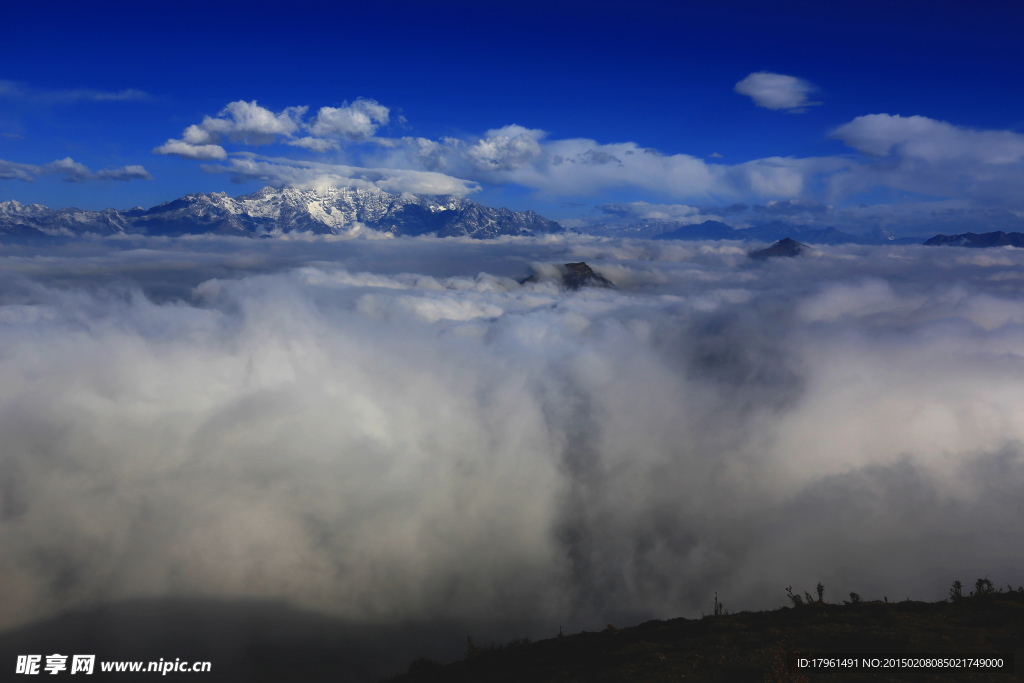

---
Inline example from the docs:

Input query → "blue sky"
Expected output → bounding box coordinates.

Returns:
[2,0,1023,234]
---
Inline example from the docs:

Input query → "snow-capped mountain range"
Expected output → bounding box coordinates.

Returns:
[0,186,563,240]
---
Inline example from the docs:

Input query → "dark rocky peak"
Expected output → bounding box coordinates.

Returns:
[750,237,806,260]
[521,262,615,290]
[562,262,614,289]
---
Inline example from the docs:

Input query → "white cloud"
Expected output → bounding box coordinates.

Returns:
[151,97,1024,214]
[735,72,820,111]
[183,100,307,146]
[724,155,851,197]
[408,135,721,198]
[96,165,154,181]
[752,199,829,216]
[597,201,703,222]
[156,98,392,164]
[466,125,545,171]
[401,136,470,173]
[829,114,1024,204]
[151,97,848,205]
[286,136,341,152]
[386,132,856,202]
[45,157,97,182]
[573,201,711,235]
[47,158,154,183]
[798,279,914,321]
[383,113,1023,211]
[153,138,228,160]
[202,154,480,196]
[153,101,309,161]
[309,99,390,140]
[834,114,1024,162]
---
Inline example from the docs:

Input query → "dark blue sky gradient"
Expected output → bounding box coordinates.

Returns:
[2,0,1023,217]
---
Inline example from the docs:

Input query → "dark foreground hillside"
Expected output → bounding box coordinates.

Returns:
[387,590,1024,683]
[1,589,1020,681]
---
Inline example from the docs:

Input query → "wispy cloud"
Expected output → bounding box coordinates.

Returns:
[596,200,704,222]
[95,165,153,181]
[0,157,152,183]
[49,87,151,103]
[200,153,479,196]
[385,132,850,202]
[0,159,39,182]
[0,79,152,104]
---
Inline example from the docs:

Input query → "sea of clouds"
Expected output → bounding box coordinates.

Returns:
[1,234,1023,642]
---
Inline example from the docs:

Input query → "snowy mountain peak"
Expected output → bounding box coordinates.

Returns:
[0,186,564,240]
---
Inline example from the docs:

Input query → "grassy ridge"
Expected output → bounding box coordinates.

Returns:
[386,585,1024,682]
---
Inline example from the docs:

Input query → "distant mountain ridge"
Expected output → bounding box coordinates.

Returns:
[924,231,1024,248]
[652,219,905,245]
[0,187,563,240]
[5,190,1020,246]
[581,217,909,244]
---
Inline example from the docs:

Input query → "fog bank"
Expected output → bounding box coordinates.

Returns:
[2,236,1023,638]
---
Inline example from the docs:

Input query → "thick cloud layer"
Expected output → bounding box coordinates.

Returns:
[1,236,1023,638]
